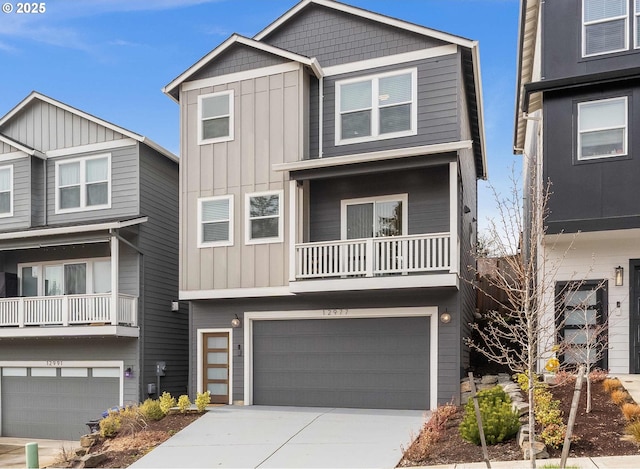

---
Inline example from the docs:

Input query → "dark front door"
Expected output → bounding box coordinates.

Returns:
[631,262,640,373]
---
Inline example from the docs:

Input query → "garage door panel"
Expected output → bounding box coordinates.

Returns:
[253,317,430,410]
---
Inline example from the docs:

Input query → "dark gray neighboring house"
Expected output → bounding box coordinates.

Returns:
[0,92,188,440]
[164,0,486,410]
[515,0,640,375]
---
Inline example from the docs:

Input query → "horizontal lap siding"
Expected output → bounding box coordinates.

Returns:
[0,157,31,231]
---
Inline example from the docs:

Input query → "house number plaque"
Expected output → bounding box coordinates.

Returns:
[46,360,62,366]
[323,309,348,316]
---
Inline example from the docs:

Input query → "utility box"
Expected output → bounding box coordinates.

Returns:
[156,361,166,376]
[147,383,157,395]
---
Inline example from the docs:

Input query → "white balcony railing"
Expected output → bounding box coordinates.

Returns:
[295,232,451,279]
[0,294,137,328]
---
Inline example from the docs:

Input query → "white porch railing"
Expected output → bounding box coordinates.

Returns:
[0,294,137,328]
[295,232,451,279]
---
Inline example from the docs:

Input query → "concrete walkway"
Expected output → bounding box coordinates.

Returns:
[130,405,426,468]
[0,437,78,468]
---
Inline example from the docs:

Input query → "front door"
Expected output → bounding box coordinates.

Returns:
[202,332,230,404]
[631,262,640,373]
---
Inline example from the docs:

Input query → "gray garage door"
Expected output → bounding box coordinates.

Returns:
[1,369,119,440]
[253,316,430,410]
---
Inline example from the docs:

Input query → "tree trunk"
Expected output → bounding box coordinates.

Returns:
[528,371,536,469]
[560,365,585,468]
[586,375,592,414]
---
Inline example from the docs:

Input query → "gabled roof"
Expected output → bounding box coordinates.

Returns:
[163,34,323,102]
[0,132,45,159]
[0,91,178,163]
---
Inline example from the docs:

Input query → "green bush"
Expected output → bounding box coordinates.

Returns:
[99,410,121,438]
[159,392,177,414]
[195,391,211,412]
[459,386,520,445]
[178,394,192,413]
[140,398,165,421]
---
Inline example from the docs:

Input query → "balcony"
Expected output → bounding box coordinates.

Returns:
[0,293,138,338]
[291,232,458,293]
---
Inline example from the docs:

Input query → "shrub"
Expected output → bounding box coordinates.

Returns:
[159,392,177,414]
[588,368,608,383]
[622,403,640,422]
[401,402,458,462]
[612,389,631,406]
[195,391,211,412]
[99,410,121,438]
[540,423,567,449]
[118,405,147,436]
[603,378,622,394]
[140,398,165,421]
[459,386,520,445]
[626,421,640,443]
[553,371,576,387]
[178,394,192,413]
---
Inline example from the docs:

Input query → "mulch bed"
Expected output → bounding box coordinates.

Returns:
[398,379,640,466]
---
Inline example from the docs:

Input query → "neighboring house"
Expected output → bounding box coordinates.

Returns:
[0,92,187,440]
[515,0,640,373]
[164,0,486,410]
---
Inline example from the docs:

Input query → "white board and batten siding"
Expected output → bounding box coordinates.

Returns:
[180,67,304,293]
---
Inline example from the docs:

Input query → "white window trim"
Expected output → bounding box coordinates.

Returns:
[635,0,640,49]
[54,154,111,214]
[198,195,234,248]
[582,0,629,57]
[0,165,13,218]
[577,96,628,161]
[197,90,234,145]
[335,68,417,146]
[340,193,409,240]
[18,257,110,297]
[245,190,284,245]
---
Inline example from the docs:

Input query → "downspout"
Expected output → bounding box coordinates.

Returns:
[319,76,323,158]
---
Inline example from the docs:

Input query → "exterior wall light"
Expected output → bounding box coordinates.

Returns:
[440,312,452,324]
[615,266,624,286]
[124,366,133,378]
[231,314,241,328]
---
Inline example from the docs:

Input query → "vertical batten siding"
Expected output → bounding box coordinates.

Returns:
[46,145,140,225]
[0,101,126,153]
[138,145,188,397]
[181,68,301,294]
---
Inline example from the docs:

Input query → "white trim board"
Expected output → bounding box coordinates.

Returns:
[181,62,302,93]
[46,139,138,158]
[0,325,139,339]
[0,216,148,241]
[179,286,293,300]
[196,328,234,405]
[242,307,439,410]
[289,273,458,293]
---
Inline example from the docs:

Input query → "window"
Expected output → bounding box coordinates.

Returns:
[198,195,233,247]
[19,259,111,297]
[0,166,12,217]
[583,0,628,56]
[56,155,110,213]
[341,194,408,240]
[336,69,417,145]
[577,97,628,160]
[245,191,283,244]
[198,91,234,144]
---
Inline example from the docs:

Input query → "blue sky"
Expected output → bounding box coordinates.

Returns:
[0,0,521,232]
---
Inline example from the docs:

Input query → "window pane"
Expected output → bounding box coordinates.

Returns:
[585,20,626,55]
[207,383,228,395]
[207,368,227,380]
[86,182,108,206]
[202,95,229,119]
[207,336,228,349]
[581,129,625,157]
[380,104,411,134]
[580,99,626,130]
[341,111,371,139]
[379,74,412,106]
[93,260,111,294]
[565,289,598,307]
[64,263,86,295]
[44,265,63,296]
[60,186,80,209]
[584,0,626,22]
[565,309,598,326]
[0,193,10,214]
[203,221,229,243]
[346,203,374,239]
[341,81,372,112]
[250,195,279,217]
[207,352,228,365]
[0,168,11,191]
[202,199,229,222]
[202,117,230,140]
[251,218,279,239]
[21,267,38,297]
[59,162,80,186]
[375,201,403,237]
[86,158,108,183]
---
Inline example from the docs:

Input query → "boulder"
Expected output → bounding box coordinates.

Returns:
[80,452,107,468]
[481,375,498,385]
[522,441,549,460]
[80,434,99,448]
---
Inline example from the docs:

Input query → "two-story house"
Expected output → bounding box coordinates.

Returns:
[0,92,187,440]
[515,0,640,374]
[165,0,486,410]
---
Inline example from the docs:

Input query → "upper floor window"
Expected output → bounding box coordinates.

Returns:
[245,190,283,245]
[335,69,417,145]
[577,97,628,160]
[55,154,110,214]
[198,90,234,145]
[583,0,628,56]
[341,194,408,240]
[0,165,13,218]
[198,195,233,247]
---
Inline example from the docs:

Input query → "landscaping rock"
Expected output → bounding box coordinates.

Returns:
[481,375,498,385]
[497,373,512,383]
[512,401,529,416]
[517,424,530,447]
[80,452,107,468]
[501,383,521,394]
[522,441,549,460]
[461,392,471,405]
[75,447,88,457]
[80,433,99,448]
[460,381,472,393]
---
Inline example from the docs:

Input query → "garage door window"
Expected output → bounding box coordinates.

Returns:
[31,367,57,377]
[61,368,88,377]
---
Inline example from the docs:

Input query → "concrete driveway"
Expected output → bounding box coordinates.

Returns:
[130,406,427,468]
[0,437,78,468]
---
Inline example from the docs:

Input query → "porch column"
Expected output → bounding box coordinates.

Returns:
[110,232,119,325]
[449,161,459,274]
[289,179,297,282]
